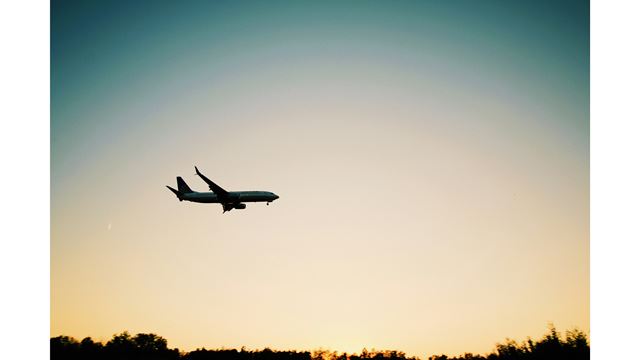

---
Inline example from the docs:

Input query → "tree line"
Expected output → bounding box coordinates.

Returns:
[51,325,588,360]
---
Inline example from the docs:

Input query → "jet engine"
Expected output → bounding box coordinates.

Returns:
[234,203,247,209]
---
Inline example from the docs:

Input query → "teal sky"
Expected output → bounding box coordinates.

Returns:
[52,0,589,356]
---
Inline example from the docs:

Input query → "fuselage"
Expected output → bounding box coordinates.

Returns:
[182,191,278,204]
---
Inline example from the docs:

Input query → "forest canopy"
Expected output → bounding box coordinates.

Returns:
[51,326,588,360]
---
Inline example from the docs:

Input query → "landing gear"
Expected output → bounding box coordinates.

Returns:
[267,202,270,206]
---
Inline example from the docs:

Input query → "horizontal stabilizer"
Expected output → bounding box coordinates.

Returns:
[166,186,183,201]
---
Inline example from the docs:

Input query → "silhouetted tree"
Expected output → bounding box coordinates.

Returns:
[51,336,80,360]
[51,326,588,360]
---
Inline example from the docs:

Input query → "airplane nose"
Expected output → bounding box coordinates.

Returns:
[274,194,279,200]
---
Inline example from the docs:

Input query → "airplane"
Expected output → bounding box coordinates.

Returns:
[167,166,279,213]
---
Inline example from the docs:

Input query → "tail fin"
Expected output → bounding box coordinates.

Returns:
[177,176,194,193]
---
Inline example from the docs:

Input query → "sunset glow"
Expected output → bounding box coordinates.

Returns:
[51,1,589,356]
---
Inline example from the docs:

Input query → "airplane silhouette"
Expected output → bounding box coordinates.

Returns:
[167,166,279,213]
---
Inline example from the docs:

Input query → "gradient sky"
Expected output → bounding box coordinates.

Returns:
[51,0,589,356]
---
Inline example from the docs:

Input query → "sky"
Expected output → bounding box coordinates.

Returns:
[51,0,589,356]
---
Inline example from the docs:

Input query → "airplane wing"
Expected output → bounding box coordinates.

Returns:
[194,166,229,198]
